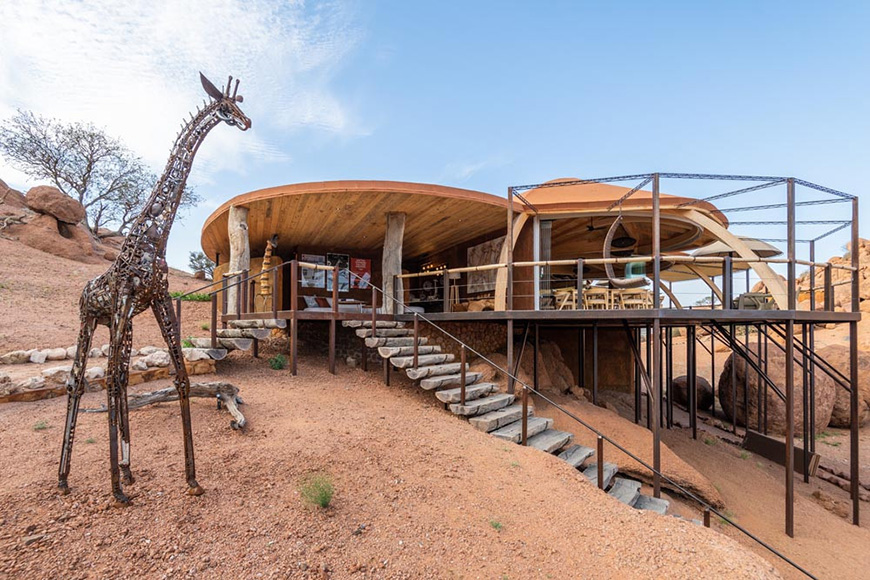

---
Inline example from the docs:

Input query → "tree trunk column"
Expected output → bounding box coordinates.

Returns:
[226,205,250,315]
[382,212,406,315]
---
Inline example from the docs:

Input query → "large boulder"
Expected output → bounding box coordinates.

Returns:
[4,212,102,263]
[816,345,870,427]
[717,346,836,436]
[670,375,714,411]
[0,178,26,209]
[25,185,86,224]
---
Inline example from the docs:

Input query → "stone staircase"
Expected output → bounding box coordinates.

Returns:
[346,319,670,515]
[190,318,286,354]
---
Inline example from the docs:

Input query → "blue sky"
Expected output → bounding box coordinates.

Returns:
[1,1,867,296]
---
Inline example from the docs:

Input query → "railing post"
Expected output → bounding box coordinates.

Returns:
[576,258,584,309]
[371,285,378,338]
[221,275,228,328]
[290,260,298,376]
[704,509,711,528]
[521,386,529,446]
[210,294,218,349]
[460,345,467,405]
[413,314,419,370]
[722,255,733,310]
[597,436,604,489]
[442,270,450,313]
[824,264,833,311]
[507,319,515,394]
[850,196,860,526]
[236,272,243,320]
[272,267,279,319]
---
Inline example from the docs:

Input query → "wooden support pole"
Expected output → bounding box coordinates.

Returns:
[226,205,250,316]
[383,212,406,315]
[290,261,298,376]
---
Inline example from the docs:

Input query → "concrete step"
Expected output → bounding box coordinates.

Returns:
[558,444,595,469]
[634,494,670,515]
[229,319,286,329]
[342,320,406,329]
[190,337,252,351]
[365,336,429,348]
[377,345,441,358]
[582,462,619,490]
[391,353,454,368]
[406,362,467,381]
[468,404,534,432]
[608,477,641,506]
[355,328,412,338]
[449,393,515,417]
[526,429,574,454]
[216,328,271,340]
[434,382,497,404]
[420,371,481,390]
[491,416,553,444]
[182,347,228,361]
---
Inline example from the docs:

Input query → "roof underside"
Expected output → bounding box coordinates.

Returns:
[201,181,509,261]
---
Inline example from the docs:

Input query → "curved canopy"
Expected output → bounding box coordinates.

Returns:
[201,180,508,261]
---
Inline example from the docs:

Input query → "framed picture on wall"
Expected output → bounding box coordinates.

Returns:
[350,257,371,289]
[326,253,350,292]
[300,254,326,288]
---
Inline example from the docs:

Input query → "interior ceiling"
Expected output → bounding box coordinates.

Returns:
[201,185,508,262]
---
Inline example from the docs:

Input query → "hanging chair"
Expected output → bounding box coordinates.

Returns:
[603,214,648,289]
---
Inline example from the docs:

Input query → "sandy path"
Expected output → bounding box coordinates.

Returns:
[0,350,780,579]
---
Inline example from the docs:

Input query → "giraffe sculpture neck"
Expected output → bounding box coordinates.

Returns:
[124,103,222,260]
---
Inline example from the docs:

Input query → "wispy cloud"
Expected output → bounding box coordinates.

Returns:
[0,0,360,184]
[441,156,510,183]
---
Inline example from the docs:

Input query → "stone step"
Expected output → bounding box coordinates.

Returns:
[434,383,497,404]
[355,328,412,338]
[558,444,595,469]
[671,514,703,526]
[449,393,515,417]
[419,371,481,390]
[190,337,252,351]
[526,429,574,454]
[608,477,641,506]
[491,416,553,444]
[582,462,619,490]
[229,319,286,329]
[468,404,534,432]
[182,347,228,361]
[633,494,670,515]
[342,320,406,329]
[391,353,454,368]
[406,362,467,381]
[377,345,441,358]
[216,328,271,340]
[364,336,429,348]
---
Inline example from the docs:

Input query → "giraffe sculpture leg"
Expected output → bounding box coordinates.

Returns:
[106,296,135,507]
[117,323,134,485]
[153,294,203,496]
[58,313,97,494]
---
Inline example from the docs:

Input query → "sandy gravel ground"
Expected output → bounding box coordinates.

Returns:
[0,349,781,579]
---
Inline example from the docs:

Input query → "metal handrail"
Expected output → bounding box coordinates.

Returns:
[349,268,817,579]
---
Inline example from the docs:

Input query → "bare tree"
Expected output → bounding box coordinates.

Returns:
[0,110,201,234]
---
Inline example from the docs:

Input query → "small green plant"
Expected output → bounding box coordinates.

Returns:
[269,354,287,370]
[739,451,750,460]
[822,440,842,447]
[85,437,97,444]
[703,436,717,446]
[33,420,49,431]
[815,431,832,441]
[510,461,520,469]
[717,509,737,525]
[299,473,334,508]
[200,322,210,331]
[489,519,503,532]
[182,337,195,348]
[170,291,212,302]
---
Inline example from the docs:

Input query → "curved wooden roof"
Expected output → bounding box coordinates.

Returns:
[201,180,509,261]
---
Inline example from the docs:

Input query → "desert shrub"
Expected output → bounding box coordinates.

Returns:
[182,338,195,348]
[299,473,334,508]
[170,291,212,302]
[269,354,287,370]
[33,420,49,431]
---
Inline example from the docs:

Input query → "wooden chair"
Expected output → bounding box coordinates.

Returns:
[618,289,651,310]
[582,287,610,310]
[554,288,577,310]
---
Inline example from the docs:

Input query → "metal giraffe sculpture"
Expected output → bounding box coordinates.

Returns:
[58,73,251,506]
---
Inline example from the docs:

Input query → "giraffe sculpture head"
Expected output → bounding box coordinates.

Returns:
[200,72,252,131]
